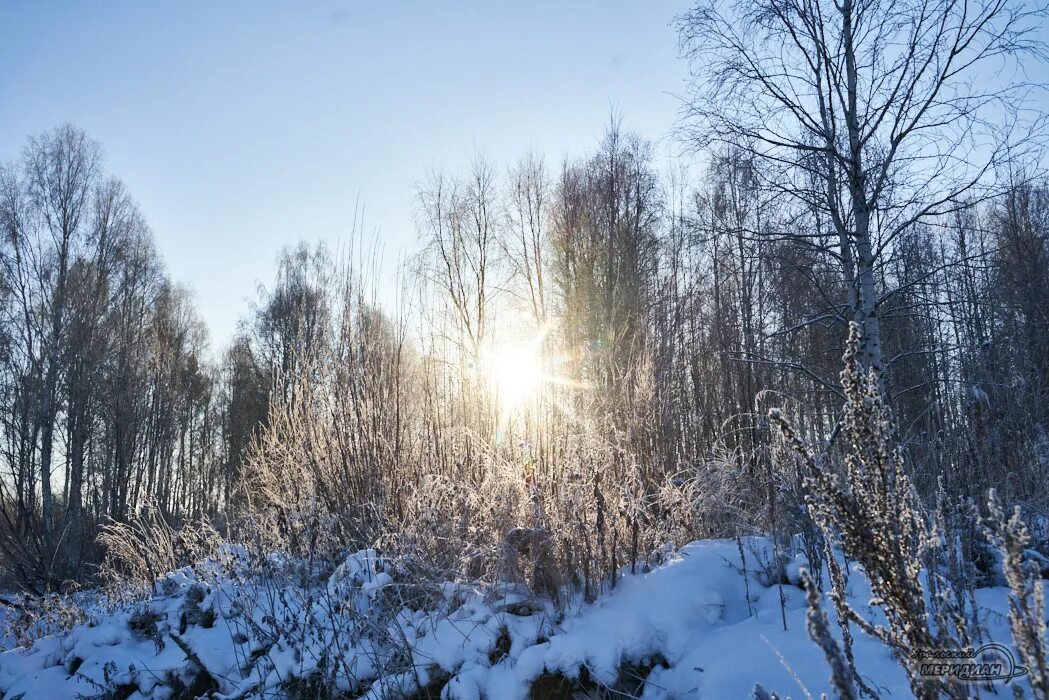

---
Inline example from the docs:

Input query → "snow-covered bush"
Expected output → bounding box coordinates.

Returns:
[983,491,1049,699]
[770,324,975,698]
[762,324,1049,700]
[1,589,87,649]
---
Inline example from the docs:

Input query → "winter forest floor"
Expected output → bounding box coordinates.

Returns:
[0,538,1039,699]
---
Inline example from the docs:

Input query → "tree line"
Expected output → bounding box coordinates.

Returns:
[1,0,1047,596]
[0,127,225,587]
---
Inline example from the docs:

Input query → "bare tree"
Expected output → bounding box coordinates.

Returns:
[678,0,1046,380]
[22,126,101,550]
[0,127,224,589]
[551,122,661,403]
[505,151,551,326]
[416,155,501,365]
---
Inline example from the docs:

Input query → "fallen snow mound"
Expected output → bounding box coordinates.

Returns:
[0,539,1033,698]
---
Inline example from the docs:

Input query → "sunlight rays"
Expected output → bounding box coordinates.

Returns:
[483,320,583,437]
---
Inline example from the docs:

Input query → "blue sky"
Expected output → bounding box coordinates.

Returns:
[0,0,692,349]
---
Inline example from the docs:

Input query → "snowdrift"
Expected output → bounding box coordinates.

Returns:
[0,538,1035,699]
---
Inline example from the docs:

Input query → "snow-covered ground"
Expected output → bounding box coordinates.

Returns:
[0,539,1038,698]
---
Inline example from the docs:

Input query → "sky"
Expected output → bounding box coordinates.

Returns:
[0,0,693,351]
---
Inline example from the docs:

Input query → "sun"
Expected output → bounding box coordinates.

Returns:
[484,322,568,430]
[488,344,544,417]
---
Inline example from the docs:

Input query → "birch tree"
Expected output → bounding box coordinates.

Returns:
[23,126,101,547]
[678,0,1046,380]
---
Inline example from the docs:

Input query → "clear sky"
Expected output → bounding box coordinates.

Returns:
[0,0,692,350]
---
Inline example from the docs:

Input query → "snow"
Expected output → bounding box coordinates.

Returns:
[0,538,1042,698]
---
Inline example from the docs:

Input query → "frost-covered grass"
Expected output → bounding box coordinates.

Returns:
[0,537,1041,699]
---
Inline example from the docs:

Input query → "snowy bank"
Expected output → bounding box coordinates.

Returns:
[0,538,1038,698]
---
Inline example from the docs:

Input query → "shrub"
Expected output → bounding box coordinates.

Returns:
[770,324,972,699]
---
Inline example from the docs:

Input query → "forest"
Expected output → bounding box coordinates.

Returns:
[1,0,1048,698]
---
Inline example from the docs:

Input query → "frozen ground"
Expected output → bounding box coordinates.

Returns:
[0,538,1039,699]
